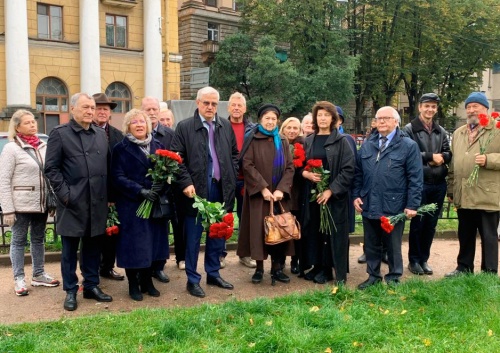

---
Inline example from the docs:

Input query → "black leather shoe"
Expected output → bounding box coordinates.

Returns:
[152,270,170,283]
[271,269,290,285]
[382,253,389,264]
[64,292,77,311]
[304,267,321,281]
[421,262,433,275]
[290,263,300,275]
[207,276,234,289]
[445,269,468,278]
[408,262,424,275]
[100,269,125,281]
[357,277,382,290]
[357,253,366,263]
[252,269,264,284]
[313,271,334,284]
[187,282,206,298]
[83,286,113,302]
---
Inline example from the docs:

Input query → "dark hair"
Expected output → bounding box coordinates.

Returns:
[311,101,339,134]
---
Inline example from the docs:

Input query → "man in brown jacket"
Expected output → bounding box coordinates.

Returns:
[446,92,500,277]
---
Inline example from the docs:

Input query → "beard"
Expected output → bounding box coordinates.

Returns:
[466,113,479,125]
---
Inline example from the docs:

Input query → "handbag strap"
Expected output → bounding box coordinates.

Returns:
[268,199,286,215]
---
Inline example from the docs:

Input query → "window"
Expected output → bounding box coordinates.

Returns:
[36,77,68,134]
[106,14,127,48]
[207,23,219,42]
[205,0,217,7]
[493,63,500,74]
[37,3,63,40]
[105,82,132,113]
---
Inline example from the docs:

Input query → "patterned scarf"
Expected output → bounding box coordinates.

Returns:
[466,124,479,146]
[126,133,152,156]
[17,133,40,149]
[257,124,284,188]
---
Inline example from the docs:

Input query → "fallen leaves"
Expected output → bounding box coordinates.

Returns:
[309,306,320,312]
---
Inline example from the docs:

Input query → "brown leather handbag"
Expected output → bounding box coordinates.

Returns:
[264,199,301,245]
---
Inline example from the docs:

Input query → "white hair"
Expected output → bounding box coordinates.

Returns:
[228,92,246,106]
[376,106,401,125]
[196,86,220,101]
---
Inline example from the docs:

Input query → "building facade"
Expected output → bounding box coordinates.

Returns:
[178,0,240,99]
[0,0,180,132]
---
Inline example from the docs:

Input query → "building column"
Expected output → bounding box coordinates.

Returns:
[80,0,101,94]
[144,0,164,99]
[4,0,31,108]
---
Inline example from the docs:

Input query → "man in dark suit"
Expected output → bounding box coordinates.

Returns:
[45,93,112,311]
[171,86,239,298]
[141,97,176,282]
[92,93,125,281]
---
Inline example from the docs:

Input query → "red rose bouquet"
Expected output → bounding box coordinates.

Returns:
[136,149,182,219]
[192,195,234,240]
[305,159,336,234]
[289,142,306,168]
[380,203,438,234]
[467,112,500,187]
[106,205,120,236]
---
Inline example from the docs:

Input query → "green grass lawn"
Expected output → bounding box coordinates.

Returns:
[1,274,499,352]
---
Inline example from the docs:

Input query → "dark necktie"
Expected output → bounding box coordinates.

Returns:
[207,120,220,181]
[380,136,388,151]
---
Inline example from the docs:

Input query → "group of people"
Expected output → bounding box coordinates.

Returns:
[0,87,499,311]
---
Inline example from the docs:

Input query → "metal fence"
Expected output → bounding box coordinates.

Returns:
[0,201,458,251]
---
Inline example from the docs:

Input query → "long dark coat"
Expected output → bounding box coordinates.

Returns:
[110,138,169,269]
[45,119,108,237]
[301,129,355,281]
[237,131,295,260]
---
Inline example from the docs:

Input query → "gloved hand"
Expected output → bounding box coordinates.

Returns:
[151,182,164,193]
[3,213,16,227]
[140,189,159,202]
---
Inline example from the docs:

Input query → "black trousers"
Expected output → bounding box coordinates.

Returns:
[100,234,118,272]
[456,209,499,273]
[363,217,404,282]
[61,235,103,293]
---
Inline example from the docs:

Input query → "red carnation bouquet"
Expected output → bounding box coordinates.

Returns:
[106,205,120,236]
[289,142,306,168]
[380,203,438,234]
[192,195,234,240]
[466,112,500,187]
[136,149,182,219]
[305,159,336,234]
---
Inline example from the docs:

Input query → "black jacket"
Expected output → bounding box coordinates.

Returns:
[403,118,452,184]
[153,124,175,150]
[45,119,108,237]
[171,110,239,216]
[108,124,124,152]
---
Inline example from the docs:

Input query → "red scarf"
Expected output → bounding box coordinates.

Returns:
[17,133,41,149]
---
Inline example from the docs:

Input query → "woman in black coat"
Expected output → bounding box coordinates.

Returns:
[111,109,170,301]
[300,101,355,284]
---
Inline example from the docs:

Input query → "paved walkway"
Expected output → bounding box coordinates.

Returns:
[0,239,490,325]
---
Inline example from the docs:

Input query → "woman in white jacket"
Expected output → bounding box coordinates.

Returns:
[0,110,59,296]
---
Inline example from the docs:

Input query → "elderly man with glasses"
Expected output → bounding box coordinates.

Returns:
[353,106,423,289]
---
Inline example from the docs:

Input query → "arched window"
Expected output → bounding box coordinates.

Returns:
[36,77,68,133]
[105,82,132,113]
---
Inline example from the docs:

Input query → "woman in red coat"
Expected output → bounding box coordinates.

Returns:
[237,104,295,285]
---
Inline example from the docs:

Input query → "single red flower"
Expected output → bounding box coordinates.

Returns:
[112,225,119,235]
[309,159,323,168]
[496,120,500,129]
[225,227,234,240]
[293,159,303,168]
[491,112,499,118]
[479,114,490,127]
[222,213,234,227]
[106,227,113,236]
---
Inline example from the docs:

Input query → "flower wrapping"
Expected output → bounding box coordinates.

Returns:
[305,159,336,234]
[136,149,182,219]
[193,195,234,240]
[466,113,500,187]
[106,205,120,236]
[380,203,438,234]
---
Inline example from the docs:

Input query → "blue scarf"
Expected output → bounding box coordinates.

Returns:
[258,125,284,188]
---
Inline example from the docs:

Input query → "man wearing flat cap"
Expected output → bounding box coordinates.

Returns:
[92,93,125,281]
[403,93,452,276]
[446,91,500,277]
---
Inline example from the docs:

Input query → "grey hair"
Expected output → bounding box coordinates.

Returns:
[196,86,220,101]
[376,106,401,125]
[70,93,94,119]
[302,113,312,124]
[280,117,302,136]
[122,109,152,135]
[8,110,35,140]
[141,96,160,110]
[228,92,246,106]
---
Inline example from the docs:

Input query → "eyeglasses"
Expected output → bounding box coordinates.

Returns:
[130,119,146,125]
[375,117,395,121]
[201,101,218,107]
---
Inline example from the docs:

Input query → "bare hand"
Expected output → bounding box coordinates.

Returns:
[474,153,487,167]
[432,153,444,166]
[3,213,16,227]
[317,189,332,205]
[302,171,322,183]
[404,208,417,219]
[273,190,284,201]
[183,185,196,198]
[261,188,274,202]
[353,197,363,213]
